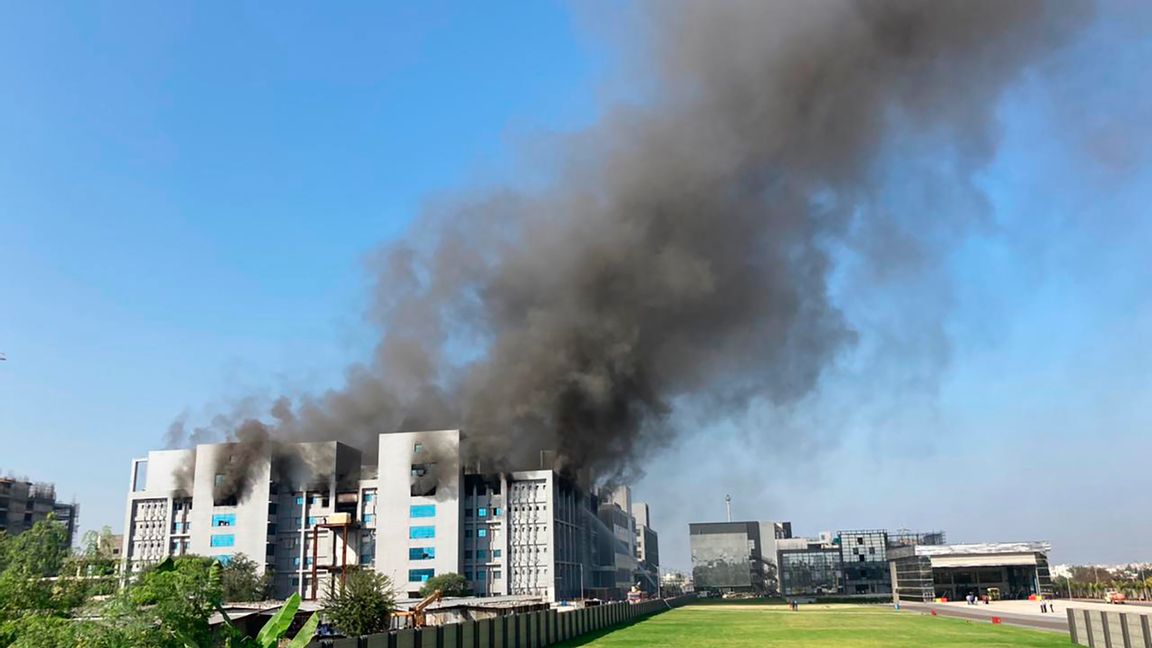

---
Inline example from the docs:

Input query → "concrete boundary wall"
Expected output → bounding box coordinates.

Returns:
[308,596,695,648]
[1068,607,1152,648]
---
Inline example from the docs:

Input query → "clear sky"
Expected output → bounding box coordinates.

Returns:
[1,2,1149,572]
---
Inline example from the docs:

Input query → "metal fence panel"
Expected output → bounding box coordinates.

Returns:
[476,619,492,648]
[493,615,506,648]
[365,632,392,648]
[442,623,460,648]
[396,628,418,648]
[461,621,476,648]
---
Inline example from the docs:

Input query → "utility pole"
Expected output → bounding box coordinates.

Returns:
[725,494,732,523]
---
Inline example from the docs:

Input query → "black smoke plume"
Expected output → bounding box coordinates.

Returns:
[170,0,1088,493]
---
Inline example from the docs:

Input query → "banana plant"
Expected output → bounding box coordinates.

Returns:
[181,592,320,648]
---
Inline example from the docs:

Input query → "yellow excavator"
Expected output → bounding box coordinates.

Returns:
[394,590,443,629]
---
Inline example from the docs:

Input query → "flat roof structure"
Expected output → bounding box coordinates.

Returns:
[890,541,1054,603]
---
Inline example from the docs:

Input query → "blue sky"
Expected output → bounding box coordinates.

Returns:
[1,3,1150,571]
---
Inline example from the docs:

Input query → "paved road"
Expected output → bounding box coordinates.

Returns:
[1068,597,1152,608]
[899,602,1069,634]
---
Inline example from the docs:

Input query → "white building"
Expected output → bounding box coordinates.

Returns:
[121,430,653,602]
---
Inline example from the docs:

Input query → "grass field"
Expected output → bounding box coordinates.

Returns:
[554,603,1072,647]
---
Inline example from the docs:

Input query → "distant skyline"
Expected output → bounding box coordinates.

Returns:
[2,2,1151,574]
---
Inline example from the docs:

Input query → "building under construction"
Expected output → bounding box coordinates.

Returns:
[121,430,656,602]
[0,476,78,546]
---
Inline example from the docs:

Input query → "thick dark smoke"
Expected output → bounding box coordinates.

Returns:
[170,0,1088,493]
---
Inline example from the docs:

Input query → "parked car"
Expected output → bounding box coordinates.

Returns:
[1104,590,1127,604]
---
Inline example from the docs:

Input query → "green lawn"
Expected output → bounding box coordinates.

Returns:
[555,603,1072,647]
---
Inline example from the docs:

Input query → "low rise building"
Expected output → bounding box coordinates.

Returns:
[889,541,1054,602]
[778,528,945,597]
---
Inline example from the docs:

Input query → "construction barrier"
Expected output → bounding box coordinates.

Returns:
[1067,607,1152,647]
[308,595,695,648]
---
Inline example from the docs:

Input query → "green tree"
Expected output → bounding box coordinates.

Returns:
[3,517,70,577]
[220,553,271,602]
[323,568,396,637]
[420,572,469,598]
[125,555,224,647]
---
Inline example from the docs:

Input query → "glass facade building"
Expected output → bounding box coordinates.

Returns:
[779,547,842,595]
[778,529,946,597]
[838,530,891,595]
[690,521,790,593]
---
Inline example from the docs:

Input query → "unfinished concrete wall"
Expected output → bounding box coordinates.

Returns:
[1068,606,1152,647]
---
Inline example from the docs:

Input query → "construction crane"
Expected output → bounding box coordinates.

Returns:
[393,589,443,629]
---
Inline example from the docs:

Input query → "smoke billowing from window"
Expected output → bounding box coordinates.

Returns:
[168,0,1088,492]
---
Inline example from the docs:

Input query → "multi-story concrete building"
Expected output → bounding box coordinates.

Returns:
[0,476,79,546]
[122,430,653,602]
[633,502,660,594]
[689,520,791,594]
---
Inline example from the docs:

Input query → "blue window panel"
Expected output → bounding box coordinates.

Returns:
[476,569,486,580]
[476,549,488,560]
[212,514,236,527]
[477,529,488,538]
[215,555,233,566]
[210,534,235,548]
[409,526,435,539]
[493,549,502,558]
[409,568,435,583]
[292,557,300,567]
[409,547,436,560]
[307,516,320,526]
[465,570,474,580]
[363,492,375,503]
[363,514,376,524]
[477,507,488,518]
[295,496,304,505]
[464,530,473,538]
[492,507,502,516]
[306,557,314,567]
[409,504,436,518]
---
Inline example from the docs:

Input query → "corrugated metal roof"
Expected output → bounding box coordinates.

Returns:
[915,541,1050,556]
